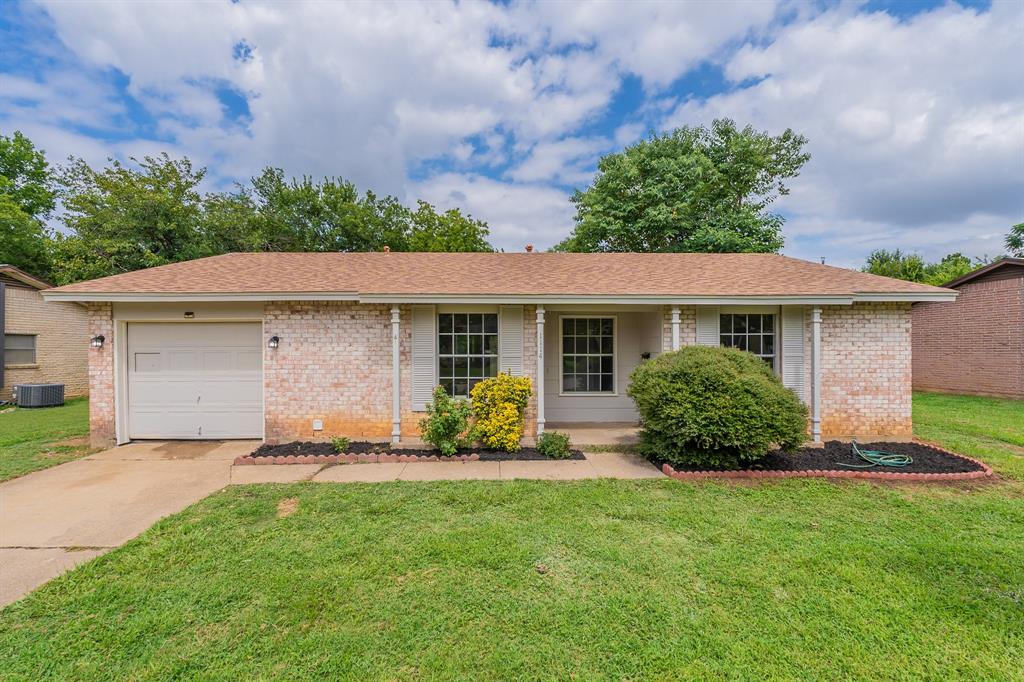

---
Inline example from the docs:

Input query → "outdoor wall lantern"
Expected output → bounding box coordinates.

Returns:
[90,335,105,349]
[268,335,280,349]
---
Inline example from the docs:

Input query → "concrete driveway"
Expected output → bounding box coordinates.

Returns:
[0,440,255,607]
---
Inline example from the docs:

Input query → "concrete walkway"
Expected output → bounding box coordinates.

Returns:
[2,441,660,607]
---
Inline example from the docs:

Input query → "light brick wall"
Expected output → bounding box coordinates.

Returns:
[86,303,115,447]
[912,272,1023,398]
[3,285,89,398]
[661,305,697,351]
[523,305,538,440]
[818,302,913,439]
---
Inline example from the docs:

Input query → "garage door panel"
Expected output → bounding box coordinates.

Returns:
[127,323,263,440]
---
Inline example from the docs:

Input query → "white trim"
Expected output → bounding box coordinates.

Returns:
[114,320,128,445]
[536,306,545,437]
[557,314,618,397]
[391,306,401,444]
[811,306,822,442]
[43,291,957,305]
[670,306,680,351]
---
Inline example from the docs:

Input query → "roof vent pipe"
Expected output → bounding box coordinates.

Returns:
[383,246,390,253]
[525,244,534,253]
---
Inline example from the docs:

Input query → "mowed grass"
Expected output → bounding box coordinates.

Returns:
[0,397,92,481]
[914,391,1024,479]
[1,478,1022,680]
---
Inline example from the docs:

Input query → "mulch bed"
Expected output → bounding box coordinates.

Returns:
[235,440,585,465]
[654,440,992,482]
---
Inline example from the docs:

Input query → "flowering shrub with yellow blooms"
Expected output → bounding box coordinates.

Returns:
[469,372,532,452]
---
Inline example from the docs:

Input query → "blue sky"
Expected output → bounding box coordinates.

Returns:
[1,0,1021,265]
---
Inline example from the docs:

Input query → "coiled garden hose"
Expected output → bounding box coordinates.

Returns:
[839,440,913,468]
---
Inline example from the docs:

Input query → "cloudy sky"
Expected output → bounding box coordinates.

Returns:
[2,0,1021,265]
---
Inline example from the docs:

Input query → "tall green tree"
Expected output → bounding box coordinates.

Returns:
[408,201,493,252]
[51,154,209,284]
[0,131,55,277]
[863,249,985,286]
[556,119,809,253]
[1007,223,1024,257]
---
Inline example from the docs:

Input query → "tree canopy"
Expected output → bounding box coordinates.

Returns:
[862,249,986,286]
[0,131,56,277]
[556,119,810,253]
[1007,223,1023,257]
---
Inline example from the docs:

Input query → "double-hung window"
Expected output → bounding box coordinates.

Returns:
[561,317,614,393]
[3,334,37,366]
[438,313,498,397]
[720,313,776,368]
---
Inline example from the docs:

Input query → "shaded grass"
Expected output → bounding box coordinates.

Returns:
[1,478,1021,680]
[914,391,1024,480]
[0,398,92,481]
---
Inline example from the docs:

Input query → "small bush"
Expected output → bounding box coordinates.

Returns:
[419,386,472,456]
[469,372,532,452]
[537,431,572,459]
[330,436,350,453]
[627,346,808,469]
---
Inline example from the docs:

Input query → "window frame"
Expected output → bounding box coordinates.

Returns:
[718,311,779,372]
[3,333,38,367]
[436,311,500,398]
[558,314,618,397]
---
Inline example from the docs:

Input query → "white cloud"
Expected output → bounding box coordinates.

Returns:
[669,1,1024,263]
[507,136,610,185]
[411,173,575,252]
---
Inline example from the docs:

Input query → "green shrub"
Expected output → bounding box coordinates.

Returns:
[537,431,572,459]
[627,346,808,469]
[419,386,472,456]
[330,436,351,453]
[469,372,532,452]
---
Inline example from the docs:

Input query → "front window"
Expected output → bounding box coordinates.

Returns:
[4,334,37,365]
[562,317,614,393]
[438,313,498,397]
[720,313,776,368]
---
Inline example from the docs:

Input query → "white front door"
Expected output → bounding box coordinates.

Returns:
[126,322,263,439]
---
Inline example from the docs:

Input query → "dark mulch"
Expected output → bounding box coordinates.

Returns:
[652,440,984,474]
[252,441,585,461]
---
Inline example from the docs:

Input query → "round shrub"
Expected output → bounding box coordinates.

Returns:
[627,346,808,469]
[469,372,532,452]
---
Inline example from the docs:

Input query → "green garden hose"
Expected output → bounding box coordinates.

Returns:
[839,440,913,468]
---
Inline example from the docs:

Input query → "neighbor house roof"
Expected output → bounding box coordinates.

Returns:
[940,258,1024,289]
[41,252,957,304]
[0,264,52,290]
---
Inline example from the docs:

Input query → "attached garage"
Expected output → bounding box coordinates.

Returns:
[126,322,263,439]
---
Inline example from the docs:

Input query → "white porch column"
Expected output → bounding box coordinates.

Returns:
[670,306,681,351]
[391,306,401,444]
[811,306,822,442]
[536,305,545,437]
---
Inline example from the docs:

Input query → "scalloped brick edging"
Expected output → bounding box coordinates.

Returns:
[659,442,993,482]
[233,452,481,466]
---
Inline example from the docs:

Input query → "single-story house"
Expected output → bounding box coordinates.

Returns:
[2,264,89,400]
[40,252,956,448]
[913,257,1023,398]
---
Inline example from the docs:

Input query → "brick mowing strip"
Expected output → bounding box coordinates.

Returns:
[234,452,481,465]
[660,442,993,482]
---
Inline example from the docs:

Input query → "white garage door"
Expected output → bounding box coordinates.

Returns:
[127,322,263,439]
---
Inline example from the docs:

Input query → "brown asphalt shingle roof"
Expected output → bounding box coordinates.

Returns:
[46,252,954,297]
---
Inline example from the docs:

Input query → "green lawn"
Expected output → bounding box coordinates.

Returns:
[0,392,1021,679]
[0,397,92,482]
[914,391,1024,480]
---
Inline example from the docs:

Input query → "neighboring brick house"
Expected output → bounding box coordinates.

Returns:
[41,252,956,448]
[912,258,1024,398]
[1,264,89,400]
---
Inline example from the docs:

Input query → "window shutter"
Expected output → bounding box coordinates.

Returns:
[695,306,720,346]
[411,305,437,411]
[499,305,524,376]
[781,305,806,401]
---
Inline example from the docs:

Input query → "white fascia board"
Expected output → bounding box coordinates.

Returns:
[852,292,958,302]
[359,294,856,306]
[40,291,361,302]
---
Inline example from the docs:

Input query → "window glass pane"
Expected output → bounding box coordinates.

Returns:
[575,319,588,335]
[440,379,454,395]
[469,335,483,355]
[561,318,614,392]
[720,315,732,334]
[588,337,600,353]
[6,349,35,364]
[453,379,468,396]
[562,337,573,354]
[763,335,775,355]
[734,336,747,351]
[454,335,469,354]
[563,318,574,335]
[588,375,602,391]
[439,314,453,333]
[438,335,453,354]
[484,315,498,334]
[601,356,612,373]
[748,315,762,333]
[439,357,453,375]
[600,319,613,336]
[484,357,498,377]
[748,336,762,355]
[453,315,468,333]
[471,357,484,376]
[762,315,775,333]
[484,335,498,354]
[600,336,612,353]
[454,357,468,377]
[563,357,575,373]
[575,337,588,354]
[588,319,601,335]
[468,314,483,333]
[733,315,747,333]
[5,335,35,350]
[438,314,499,396]
[600,375,614,392]
[717,315,776,368]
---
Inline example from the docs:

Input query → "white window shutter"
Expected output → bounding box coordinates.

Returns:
[499,305,524,376]
[411,305,437,411]
[695,306,720,346]
[781,305,806,401]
